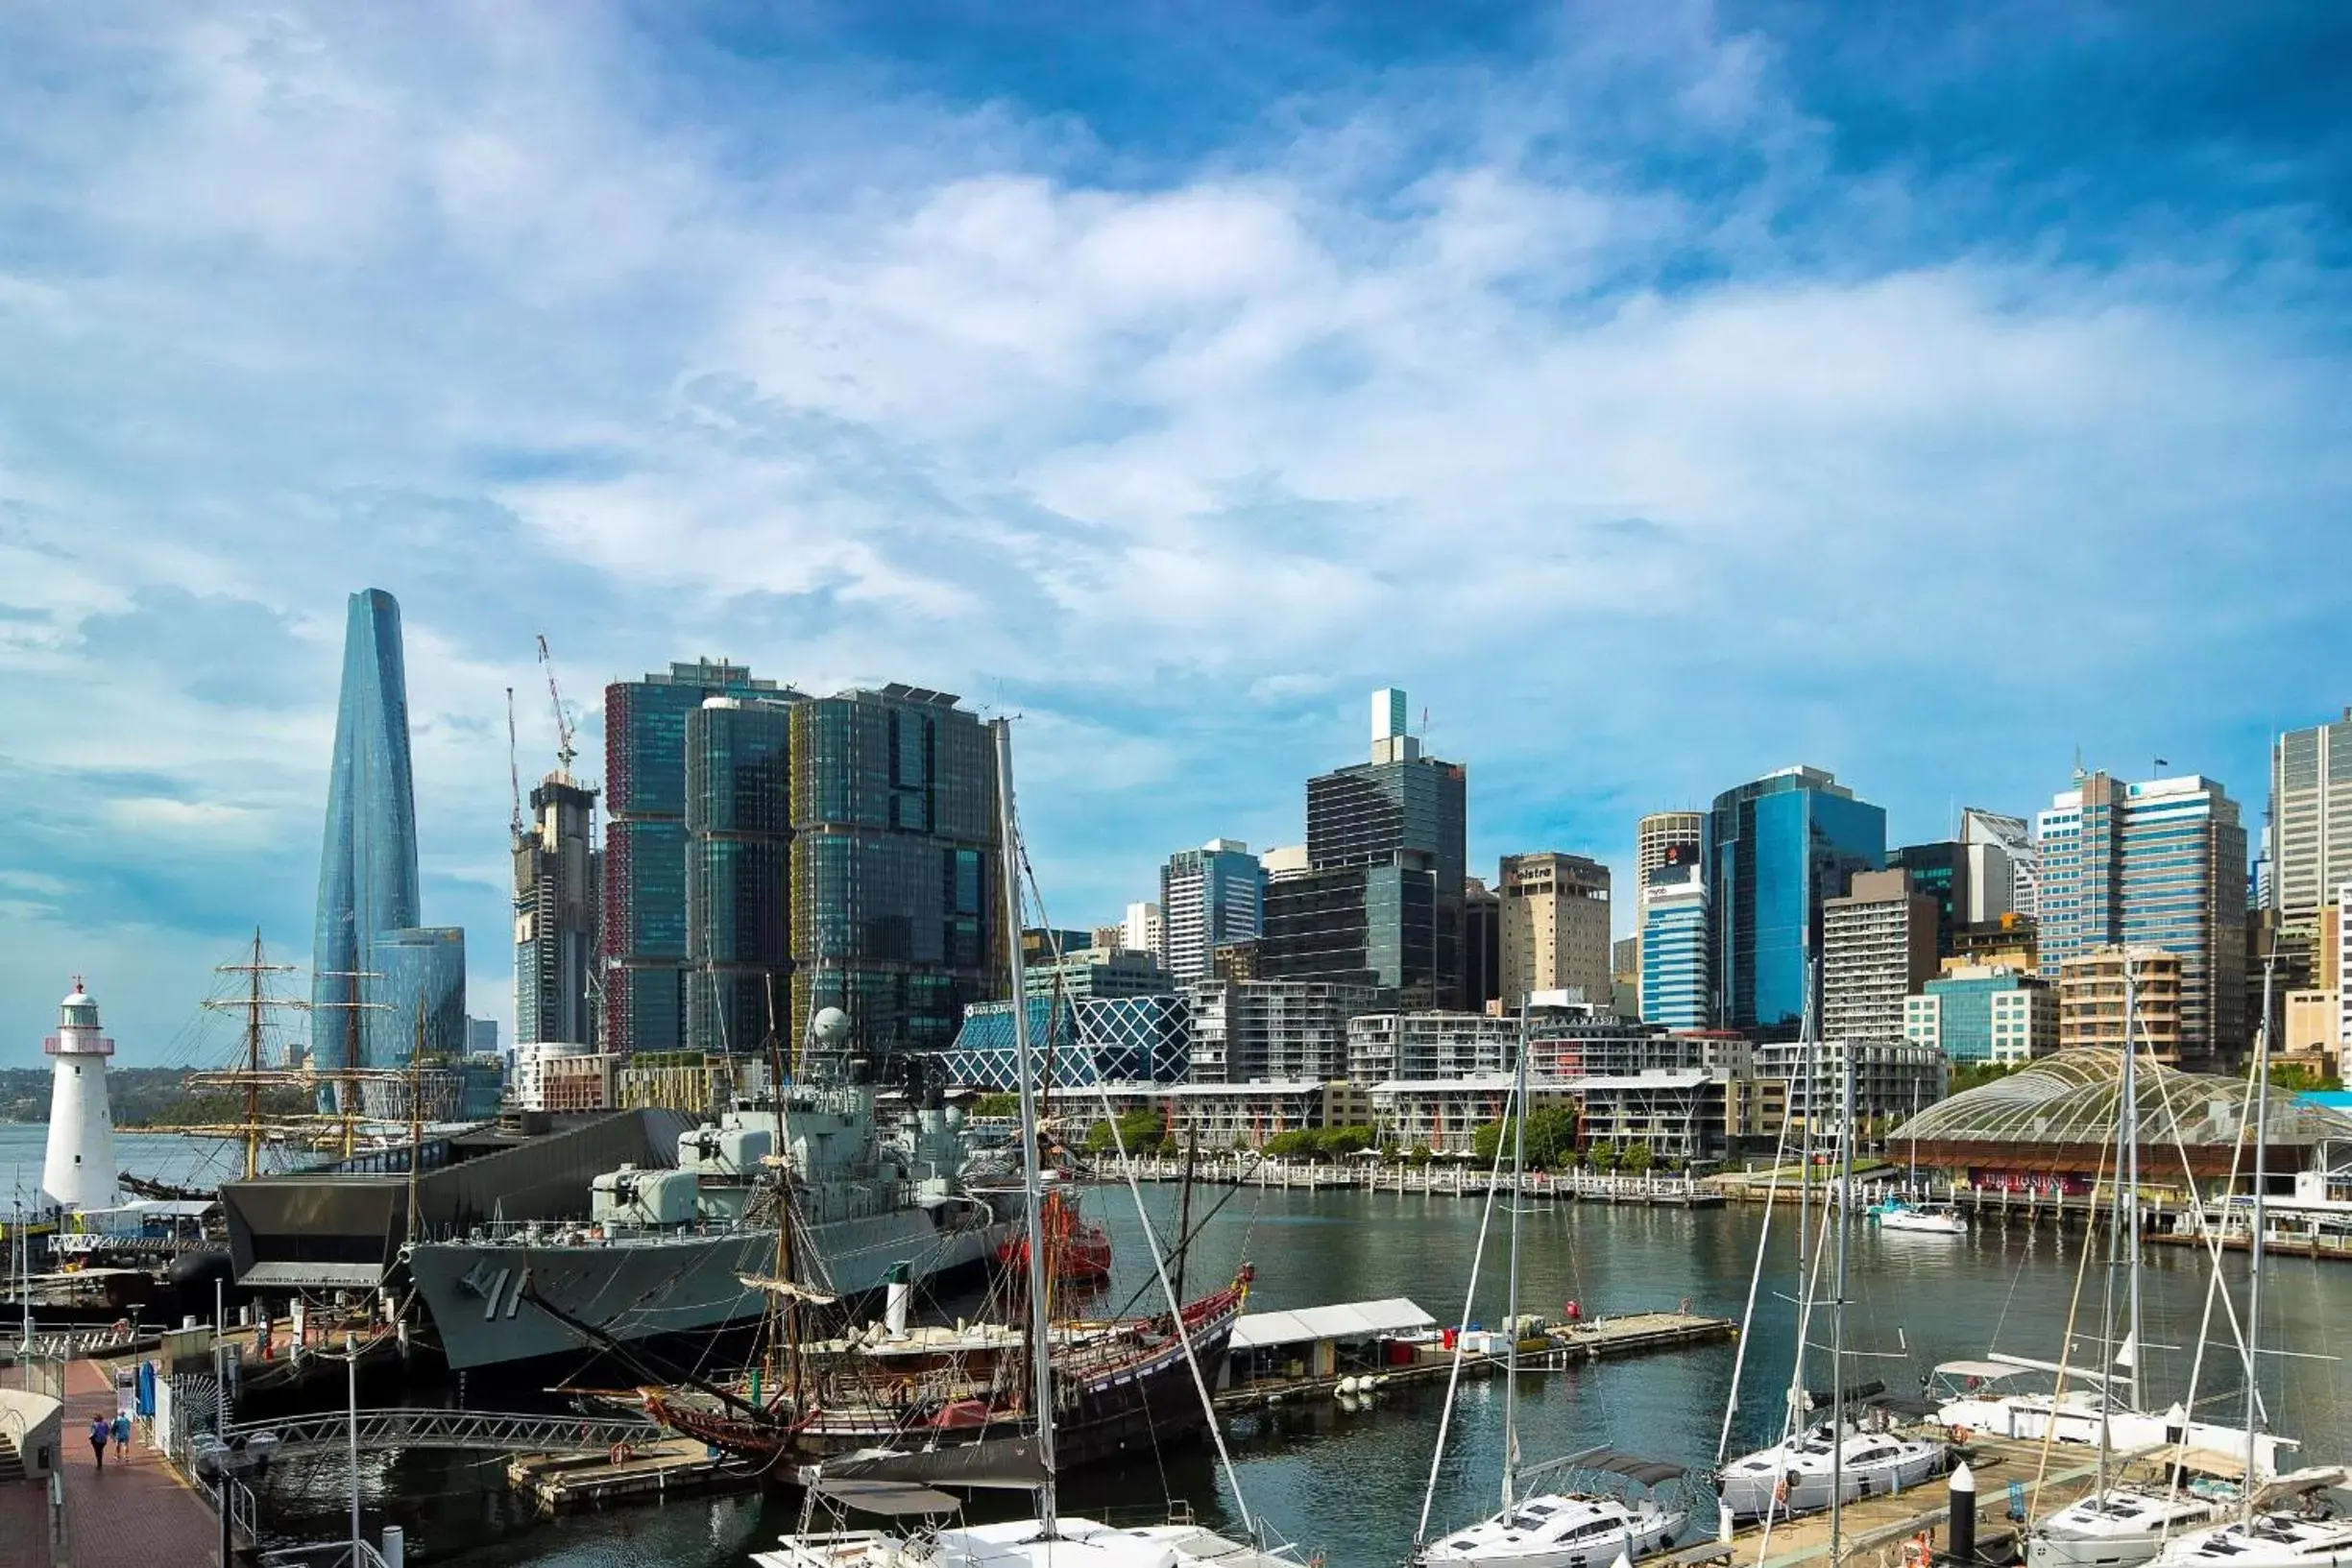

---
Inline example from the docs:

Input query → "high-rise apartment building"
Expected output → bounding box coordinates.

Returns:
[787,686,1001,1056]
[1709,766,1886,1036]
[684,696,795,1055]
[1260,688,1468,1007]
[1497,853,1613,1007]
[1639,849,1709,1029]
[1822,869,1938,1045]
[2037,772,2247,1067]
[1961,808,2039,921]
[1634,811,1704,1015]
[1159,839,1264,983]
[1122,902,1164,956]
[2270,710,2352,920]
[1183,977,1378,1083]
[2056,946,2184,1061]
[602,660,783,1056]
[514,771,598,1049]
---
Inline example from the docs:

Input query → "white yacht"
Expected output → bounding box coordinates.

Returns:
[2028,1486,2227,1568]
[1717,1419,1945,1520]
[754,1511,1303,1568]
[1875,1201,1967,1236]
[2148,1480,2352,1568]
[1420,1485,1683,1568]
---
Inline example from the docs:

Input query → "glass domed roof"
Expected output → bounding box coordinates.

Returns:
[1893,1049,2352,1150]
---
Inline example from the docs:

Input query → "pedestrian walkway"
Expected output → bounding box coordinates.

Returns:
[0,1357,221,1568]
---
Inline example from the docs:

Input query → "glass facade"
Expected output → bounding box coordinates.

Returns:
[601,662,782,1054]
[514,775,598,1049]
[1709,766,1885,1036]
[1159,841,1265,982]
[1301,755,1467,1004]
[363,925,468,1115]
[1639,859,1709,1029]
[312,590,423,1074]
[1888,840,1963,956]
[937,994,1189,1089]
[685,698,795,1055]
[788,688,1001,1060]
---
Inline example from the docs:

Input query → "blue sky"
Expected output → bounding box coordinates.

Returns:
[2,2,2348,1069]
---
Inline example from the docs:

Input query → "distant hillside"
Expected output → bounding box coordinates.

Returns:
[0,1066,220,1126]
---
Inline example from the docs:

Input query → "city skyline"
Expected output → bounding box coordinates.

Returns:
[4,5,2351,1065]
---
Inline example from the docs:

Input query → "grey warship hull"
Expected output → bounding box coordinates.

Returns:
[407,1204,1017,1371]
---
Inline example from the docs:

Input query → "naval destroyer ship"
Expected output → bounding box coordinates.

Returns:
[403,1036,1015,1373]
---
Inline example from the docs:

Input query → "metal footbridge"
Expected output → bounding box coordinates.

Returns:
[223,1407,666,1459]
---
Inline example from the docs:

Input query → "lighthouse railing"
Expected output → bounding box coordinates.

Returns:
[42,1034,114,1056]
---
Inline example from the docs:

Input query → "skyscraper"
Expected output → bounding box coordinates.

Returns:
[602,660,783,1056]
[1639,848,1709,1029]
[1960,808,2038,920]
[513,771,598,1049]
[1708,765,1886,1036]
[1497,852,1613,1006]
[2037,771,2247,1067]
[1261,688,1468,1006]
[313,590,462,1090]
[788,686,1001,1057]
[2270,708,2352,921]
[1886,841,1967,957]
[685,696,795,1055]
[1463,878,1500,1011]
[1634,811,1704,1016]
[1159,839,1264,983]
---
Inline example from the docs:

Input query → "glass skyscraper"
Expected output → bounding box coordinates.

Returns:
[788,686,1000,1059]
[1708,765,1885,1036]
[1639,850,1709,1029]
[312,589,424,1081]
[602,661,785,1055]
[685,696,795,1055]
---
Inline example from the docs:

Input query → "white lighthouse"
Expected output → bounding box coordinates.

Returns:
[39,979,118,1216]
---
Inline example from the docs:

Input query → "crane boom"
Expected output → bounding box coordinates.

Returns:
[536,633,577,780]
[506,686,525,843]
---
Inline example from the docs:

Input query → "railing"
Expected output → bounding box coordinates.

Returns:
[223,1407,665,1459]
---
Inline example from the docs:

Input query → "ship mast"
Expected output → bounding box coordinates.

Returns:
[197,930,298,1179]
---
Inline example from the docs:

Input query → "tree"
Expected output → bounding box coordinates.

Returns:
[971,1092,1020,1118]
[1262,1129,1321,1160]
[1467,1107,1579,1170]
[1588,1141,1621,1172]
[1621,1141,1655,1174]
[2268,1060,2344,1093]
[1319,1124,1374,1159]
[1407,1144,1434,1167]
[1950,1061,2020,1096]
[1082,1119,1116,1155]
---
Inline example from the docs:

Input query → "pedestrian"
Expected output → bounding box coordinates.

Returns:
[111,1411,131,1458]
[87,1413,109,1469]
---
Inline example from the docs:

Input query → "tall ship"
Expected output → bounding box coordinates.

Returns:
[403,1043,1016,1373]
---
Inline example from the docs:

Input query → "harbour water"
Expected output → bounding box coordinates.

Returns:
[8,1125,2348,1568]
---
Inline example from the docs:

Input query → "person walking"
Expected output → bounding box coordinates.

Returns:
[111,1411,131,1459]
[87,1413,109,1469]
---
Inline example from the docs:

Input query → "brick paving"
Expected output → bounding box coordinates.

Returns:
[0,1358,223,1568]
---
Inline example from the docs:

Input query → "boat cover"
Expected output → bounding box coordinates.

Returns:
[819,1437,1053,1491]
[812,1478,964,1516]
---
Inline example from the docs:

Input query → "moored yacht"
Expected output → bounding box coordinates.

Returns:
[1717,1419,1945,1519]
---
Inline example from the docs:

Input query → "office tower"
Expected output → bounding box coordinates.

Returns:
[1887,842,1968,957]
[1123,902,1164,956]
[1709,765,1886,1036]
[2270,710,2352,920]
[1462,879,1500,1011]
[1261,688,1467,1007]
[788,686,1001,1057]
[1497,853,1613,1006]
[2057,947,2184,1061]
[1961,808,2039,920]
[1159,839,1265,983]
[1088,924,1126,953]
[513,771,598,1049]
[467,1017,498,1056]
[1026,945,1173,1001]
[1822,869,1938,1044]
[374,925,469,1066]
[312,589,423,1073]
[1635,810,1703,1018]
[603,660,783,1055]
[1639,848,1709,1029]
[1903,965,2056,1065]
[1260,845,1310,880]
[684,696,795,1055]
[2037,771,2247,1066]
[1610,936,1639,1008]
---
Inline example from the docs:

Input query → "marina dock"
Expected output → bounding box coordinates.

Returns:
[1121,1159,1725,1207]
[508,1435,763,1513]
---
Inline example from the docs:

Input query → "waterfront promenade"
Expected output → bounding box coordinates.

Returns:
[0,1356,220,1568]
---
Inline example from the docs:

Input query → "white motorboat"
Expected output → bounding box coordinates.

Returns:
[1717,1419,1945,1519]
[1421,1452,1690,1568]
[1875,1201,1966,1236]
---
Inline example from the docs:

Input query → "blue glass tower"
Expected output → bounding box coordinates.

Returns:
[312,589,424,1083]
[1709,765,1885,1037]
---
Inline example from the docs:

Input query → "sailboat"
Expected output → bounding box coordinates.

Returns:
[1873,1081,1966,1235]
[2141,950,2352,1568]
[749,718,1297,1568]
[1718,1031,1942,1522]
[1415,1008,1690,1568]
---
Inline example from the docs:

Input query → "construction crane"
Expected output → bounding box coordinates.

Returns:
[537,632,578,780]
[506,686,525,844]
